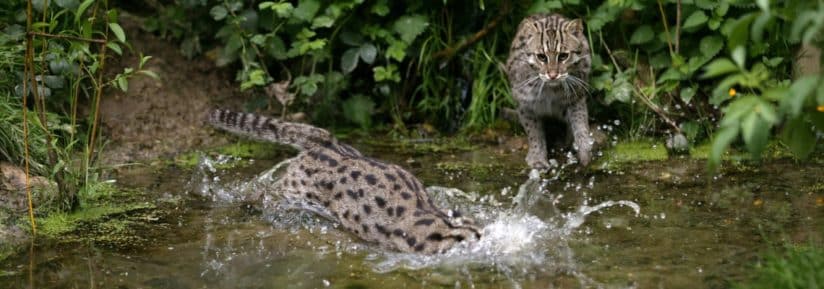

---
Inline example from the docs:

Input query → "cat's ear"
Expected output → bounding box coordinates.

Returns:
[567,19,584,35]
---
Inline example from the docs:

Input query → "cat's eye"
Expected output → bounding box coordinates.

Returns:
[536,53,548,63]
[558,52,570,61]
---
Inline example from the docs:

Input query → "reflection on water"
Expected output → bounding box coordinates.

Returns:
[1,143,822,289]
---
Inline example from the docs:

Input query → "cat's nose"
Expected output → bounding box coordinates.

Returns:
[548,71,559,79]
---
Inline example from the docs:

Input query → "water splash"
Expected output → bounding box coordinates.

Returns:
[191,155,641,287]
[369,168,641,289]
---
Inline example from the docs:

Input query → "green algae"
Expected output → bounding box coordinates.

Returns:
[172,140,290,169]
[35,202,154,239]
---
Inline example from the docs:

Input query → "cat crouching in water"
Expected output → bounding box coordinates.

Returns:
[208,109,480,254]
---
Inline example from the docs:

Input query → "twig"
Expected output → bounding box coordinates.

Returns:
[87,41,107,173]
[27,31,106,44]
[656,0,674,56]
[599,33,681,133]
[430,0,510,61]
[675,0,682,53]
[23,0,36,235]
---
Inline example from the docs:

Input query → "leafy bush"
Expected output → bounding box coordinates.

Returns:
[144,0,518,131]
[736,246,824,289]
[143,0,821,164]
[0,0,153,211]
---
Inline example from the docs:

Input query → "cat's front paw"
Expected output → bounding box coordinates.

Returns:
[577,149,592,166]
[526,156,551,170]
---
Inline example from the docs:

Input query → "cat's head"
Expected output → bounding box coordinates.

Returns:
[520,14,590,87]
[425,216,482,254]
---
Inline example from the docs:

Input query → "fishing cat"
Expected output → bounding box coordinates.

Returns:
[208,109,481,254]
[505,13,594,169]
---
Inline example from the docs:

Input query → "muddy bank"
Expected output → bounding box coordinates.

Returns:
[99,15,250,165]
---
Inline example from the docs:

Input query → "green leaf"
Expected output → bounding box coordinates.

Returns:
[241,69,267,91]
[782,75,818,117]
[609,71,633,103]
[342,94,375,129]
[757,99,779,125]
[715,2,729,17]
[294,74,324,96]
[370,0,389,16]
[293,0,321,23]
[386,40,406,62]
[75,0,94,24]
[695,0,716,10]
[260,2,294,18]
[138,70,160,80]
[108,22,126,43]
[782,117,816,159]
[709,125,739,170]
[210,5,228,20]
[711,74,744,105]
[755,0,770,12]
[106,42,122,55]
[699,35,723,58]
[630,25,654,44]
[393,14,429,43]
[250,34,266,46]
[680,121,700,142]
[740,111,769,160]
[657,67,684,84]
[720,96,758,127]
[683,11,708,29]
[341,48,359,74]
[726,14,754,52]
[117,76,128,92]
[708,17,722,30]
[265,35,287,60]
[312,16,335,28]
[680,86,696,104]
[731,46,746,68]
[701,58,738,78]
[359,43,377,64]
[373,65,400,82]
[751,12,771,43]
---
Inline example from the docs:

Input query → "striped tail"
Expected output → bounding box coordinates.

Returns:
[208,109,336,151]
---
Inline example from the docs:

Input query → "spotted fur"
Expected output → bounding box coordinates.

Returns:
[208,109,481,254]
[505,13,594,168]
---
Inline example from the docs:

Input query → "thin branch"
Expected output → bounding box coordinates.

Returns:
[23,0,36,235]
[431,0,510,61]
[27,31,106,44]
[600,33,681,133]
[675,0,682,53]
[656,0,675,56]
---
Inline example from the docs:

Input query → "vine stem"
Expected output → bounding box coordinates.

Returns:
[430,0,511,62]
[656,0,675,56]
[675,0,682,53]
[599,32,681,134]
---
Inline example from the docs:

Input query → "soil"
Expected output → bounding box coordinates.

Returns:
[99,15,248,165]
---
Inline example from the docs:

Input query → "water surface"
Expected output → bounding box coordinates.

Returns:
[2,139,822,289]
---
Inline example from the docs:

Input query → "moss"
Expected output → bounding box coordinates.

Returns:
[689,142,712,159]
[359,135,476,154]
[36,202,154,238]
[600,139,669,164]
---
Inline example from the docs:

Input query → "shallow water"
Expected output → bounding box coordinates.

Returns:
[2,139,822,289]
